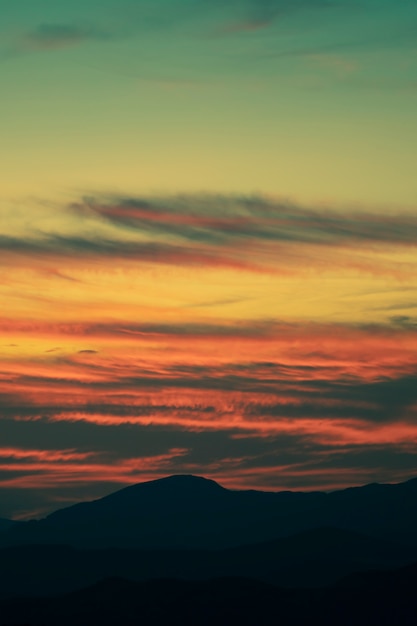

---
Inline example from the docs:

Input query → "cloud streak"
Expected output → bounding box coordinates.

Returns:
[1,195,416,281]
[75,195,417,247]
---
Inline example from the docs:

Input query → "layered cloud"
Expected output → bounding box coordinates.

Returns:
[0,192,416,518]
[1,314,417,518]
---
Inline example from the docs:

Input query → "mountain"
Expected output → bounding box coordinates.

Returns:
[1,474,324,548]
[1,562,417,626]
[3,474,417,550]
[47,474,233,521]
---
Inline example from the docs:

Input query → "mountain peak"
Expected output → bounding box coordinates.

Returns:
[143,474,224,489]
[42,474,230,530]
[102,474,227,503]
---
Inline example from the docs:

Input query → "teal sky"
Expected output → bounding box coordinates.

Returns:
[1,0,416,205]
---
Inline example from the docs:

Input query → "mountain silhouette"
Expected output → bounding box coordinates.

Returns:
[48,474,230,520]
[2,476,417,624]
[4,474,417,550]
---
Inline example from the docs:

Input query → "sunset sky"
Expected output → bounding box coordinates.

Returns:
[1,0,417,519]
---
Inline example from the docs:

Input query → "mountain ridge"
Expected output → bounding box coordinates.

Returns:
[2,474,417,550]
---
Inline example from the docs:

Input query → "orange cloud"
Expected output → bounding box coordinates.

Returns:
[0,448,96,461]
[0,448,189,490]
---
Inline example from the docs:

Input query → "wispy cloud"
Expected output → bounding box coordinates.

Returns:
[22,22,104,51]
[1,195,416,278]
[75,194,417,247]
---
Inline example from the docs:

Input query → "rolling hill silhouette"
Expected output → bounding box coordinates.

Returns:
[0,526,416,597]
[1,561,417,626]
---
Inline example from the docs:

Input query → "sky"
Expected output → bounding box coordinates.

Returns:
[0,0,417,519]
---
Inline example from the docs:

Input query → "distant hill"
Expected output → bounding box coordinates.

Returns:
[0,518,17,532]
[1,561,417,626]
[0,527,416,597]
[3,474,417,550]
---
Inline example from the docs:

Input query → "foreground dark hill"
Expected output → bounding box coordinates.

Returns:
[2,561,417,626]
[4,474,417,549]
[1,527,416,597]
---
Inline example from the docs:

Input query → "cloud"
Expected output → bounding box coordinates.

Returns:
[248,0,338,18]
[72,195,417,248]
[22,22,105,51]
[306,53,358,77]
[1,194,415,279]
[218,0,343,34]
[0,316,416,517]
[390,315,417,327]
[0,232,265,273]
[1,315,417,349]
[1,321,416,430]
[0,447,96,462]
